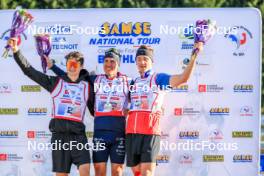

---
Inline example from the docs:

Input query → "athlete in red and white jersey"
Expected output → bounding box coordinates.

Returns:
[126,43,203,176]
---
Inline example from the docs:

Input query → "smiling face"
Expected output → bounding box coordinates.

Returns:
[136,55,153,74]
[66,57,83,78]
[103,57,118,77]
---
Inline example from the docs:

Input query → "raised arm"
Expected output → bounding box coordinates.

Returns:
[9,38,59,92]
[45,56,67,76]
[169,42,203,88]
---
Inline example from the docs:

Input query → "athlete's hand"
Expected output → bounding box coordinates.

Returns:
[44,55,54,69]
[7,37,19,53]
[123,109,129,117]
[194,42,203,54]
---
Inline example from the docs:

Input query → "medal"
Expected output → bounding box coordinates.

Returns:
[104,102,112,112]
[141,99,149,109]
[135,101,141,107]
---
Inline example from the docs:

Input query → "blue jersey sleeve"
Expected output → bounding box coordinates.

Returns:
[155,73,171,90]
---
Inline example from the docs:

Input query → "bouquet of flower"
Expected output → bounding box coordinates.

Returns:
[1,7,33,58]
[193,19,216,54]
[34,34,51,73]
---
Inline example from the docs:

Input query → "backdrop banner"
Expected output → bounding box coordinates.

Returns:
[0,8,261,176]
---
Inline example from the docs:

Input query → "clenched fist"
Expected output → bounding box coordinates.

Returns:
[44,55,54,69]
[7,37,19,53]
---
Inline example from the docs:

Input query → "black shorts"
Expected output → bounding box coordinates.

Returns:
[93,130,125,164]
[51,133,91,173]
[126,134,160,167]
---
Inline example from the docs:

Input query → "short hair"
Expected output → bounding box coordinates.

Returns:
[65,51,84,65]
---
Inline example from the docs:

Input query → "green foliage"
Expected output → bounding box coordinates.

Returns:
[0,0,262,9]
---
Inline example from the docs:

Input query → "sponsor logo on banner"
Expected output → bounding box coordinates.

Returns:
[32,152,45,163]
[209,108,230,116]
[181,58,191,70]
[180,57,210,71]
[203,155,224,162]
[179,153,193,164]
[44,24,73,35]
[198,85,206,92]
[52,36,78,50]
[0,108,18,115]
[224,26,253,56]
[28,108,47,116]
[0,153,7,160]
[240,106,253,116]
[172,85,188,92]
[160,131,169,139]
[99,22,152,37]
[0,130,18,138]
[198,84,224,93]
[182,107,201,116]
[89,22,161,64]
[178,24,194,50]
[174,108,182,116]
[233,84,253,93]
[209,129,224,141]
[98,54,137,64]
[179,131,199,139]
[156,155,170,164]
[21,85,41,92]
[0,83,12,93]
[180,41,194,50]
[174,107,201,116]
[33,22,81,55]
[232,131,253,138]
[86,131,94,138]
[0,153,23,161]
[27,131,51,139]
[233,155,252,163]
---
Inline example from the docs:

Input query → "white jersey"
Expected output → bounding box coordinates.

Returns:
[130,72,165,113]
[94,74,129,117]
[51,79,89,122]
